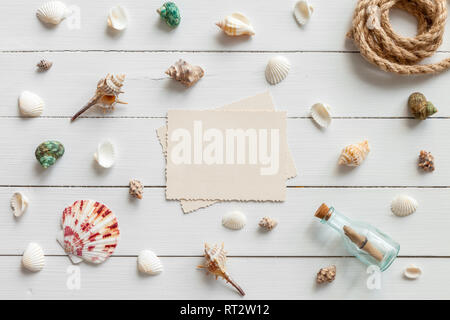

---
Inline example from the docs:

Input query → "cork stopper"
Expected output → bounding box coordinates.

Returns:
[315,203,332,220]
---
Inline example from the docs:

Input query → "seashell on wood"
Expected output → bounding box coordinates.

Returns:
[157,2,181,28]
[10,192,29,217]
[338,140,370,167]
[391,194,418,217]
[258,216,278,231]
[403,264,422,279]
[71,74,127,121]
[198,243,245,296]
[18,91,45,117]
[35,140,65,168]
[137,250,163,275]
[222,210,247,230]
[216,12,255,36]
[265,56,291,85]
[316,265,336,284]
[418,150,435,172]
[129,179,144,199]
[57,200,120,264]
[310,103,332,128]
[107,5,128,31]
[294,0,314,26]
[36,1,71,25]
[94,140,116,168]
[36,59,53,72]
[22,242,45,272]
[166,59,204,87]
[408,92,437,120]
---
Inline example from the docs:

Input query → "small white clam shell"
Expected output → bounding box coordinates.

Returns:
[10,192,29,217]
[18,91,45,117]
[265,56,291,85]
[36,1,71,25]
[403,264,422,279]
[22,242,45,272]
[222,210,247,230]
[94,140,116,168]
[107,5,128,31]
[310,103,332,128]
[294,0,314,26]
[391,195,418,217]
[137,250,163,275]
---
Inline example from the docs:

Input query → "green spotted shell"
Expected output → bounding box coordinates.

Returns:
[35,140,65,168]
[157,2,180,28]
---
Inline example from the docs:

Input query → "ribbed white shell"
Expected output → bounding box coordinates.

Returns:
[265,56,291,85]
[294,0,314,25]
[18,91,45,117]
[403,264,422,279]
[22,243,45,272]
[107,5,128,31]
[391,195,418,217]
[222,210,247,230]
[310,103,332,128]
[36,1,71,25]
[137,250,163,275]
[94,140,116,168]
[10,192,29,217]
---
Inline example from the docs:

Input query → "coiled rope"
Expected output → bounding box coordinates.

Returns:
[347,0,450,75]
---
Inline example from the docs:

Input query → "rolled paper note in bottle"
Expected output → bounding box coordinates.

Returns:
[314,203,400,271]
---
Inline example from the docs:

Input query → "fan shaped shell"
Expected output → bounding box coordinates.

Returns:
[310,103,332,128]
[94,140,116,168]
[222,210,247,230]
[36,1,71,25]
[58,200,120,264]
[294,0,314,25]
[107,5,128,31]
[403,264,422,279]
[22,242,45,272]
[10,192,29,217]
[265,56,291,85]
[216,12,255,36]
[137,250,163,275]
[19,91,45,117]
[391,195,418,217]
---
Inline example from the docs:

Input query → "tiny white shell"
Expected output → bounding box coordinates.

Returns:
[310,103,332,128]
[22,242,45,272]
[107,5,128,31]
[10,192,29,217]
[36,1,71,25]
[391,195,418,217]
[265,56,291,85]
[403,264,422,279]
[94,140,116,168]
[137,250,163,275]
[222,210,247,230]
[18,91,45,117]
[294,0,314,26]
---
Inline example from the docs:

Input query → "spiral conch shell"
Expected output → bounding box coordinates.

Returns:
[216,13,255,36]
[166,59,204,87]
[71,74,127,121]
[338,140,370,167]
[408,92,437,120]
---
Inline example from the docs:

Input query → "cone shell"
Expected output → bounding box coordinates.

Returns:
[222,210,247,230]
[10,192,29,217]
[36,59,53,72]
[107,5,128,31]
[22,242,45,272]
[216,12,255,36]
[265,56,291,85]
[310,103,332,128]
[294,0,314,25]
[36,1,71,25]
[137,250,164,275]
[94,140,116,168]
[391,194,418,217]
[338,140,370,167]
[19,91,45,117]
[403,264,422,279]
[59,200,120,264]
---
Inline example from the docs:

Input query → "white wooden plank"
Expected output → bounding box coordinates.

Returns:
[0,187,446,256]
[0,118,448,186]
[0,255,444,299]
[2,52,450,118]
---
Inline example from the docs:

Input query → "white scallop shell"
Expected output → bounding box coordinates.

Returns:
[403,264,422,279]
[137,250,163,275]
[294,0,314,26]
[94,140,116,168]
[18,91,45,117]
[391,195,418,217]
[10,192,29,217]
[310,103,332,128]
[222,210,247,230]
[22,242,45,272]
[107,5,128,31]
[265,56,291,85]
[36,1,71,25]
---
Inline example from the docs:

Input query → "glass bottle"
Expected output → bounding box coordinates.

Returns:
[314,203,400,271]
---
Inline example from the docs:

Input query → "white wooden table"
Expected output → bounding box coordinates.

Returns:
[1,0,450,299]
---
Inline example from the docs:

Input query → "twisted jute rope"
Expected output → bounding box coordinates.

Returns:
[347,0,450,75]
